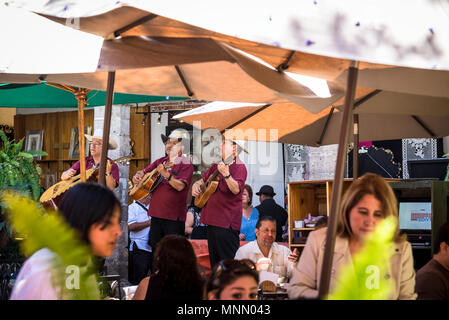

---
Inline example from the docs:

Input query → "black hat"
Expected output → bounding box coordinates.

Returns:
[256,185,276,196]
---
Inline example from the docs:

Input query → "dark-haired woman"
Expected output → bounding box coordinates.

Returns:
[239,184,259,241]
[132,234,204,300]
[10,183,122,299]
[204,259,259,300]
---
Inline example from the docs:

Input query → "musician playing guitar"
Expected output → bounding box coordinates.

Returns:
[192,137,248,268]
[132,130,193,257]
[61,134,119,190]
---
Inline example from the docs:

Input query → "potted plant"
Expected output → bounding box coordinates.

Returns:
[0,130,46,254]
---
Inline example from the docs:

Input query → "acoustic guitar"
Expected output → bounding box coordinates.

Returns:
[129,162,173,201]
[194,155,234,208]
[39,156,130,209]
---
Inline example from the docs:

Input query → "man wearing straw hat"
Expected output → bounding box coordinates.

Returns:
[192,137,248,268]
[61,134,119,190]
[132,129,193,257]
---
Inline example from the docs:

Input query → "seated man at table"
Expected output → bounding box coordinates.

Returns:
[415,221,449,300]
[234,216,299,281]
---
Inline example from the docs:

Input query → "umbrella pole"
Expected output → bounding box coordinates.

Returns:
[353,114,359,179]
[318,61,359,300]
[74,89,89,182]
[98,71,116,186]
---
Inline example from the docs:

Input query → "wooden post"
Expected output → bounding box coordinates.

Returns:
[318,61,359,300]
[99,72,116,186]
[353,113,359,179]
[74,89,89,182]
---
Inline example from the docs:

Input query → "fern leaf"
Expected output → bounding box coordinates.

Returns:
[1,191,102,300]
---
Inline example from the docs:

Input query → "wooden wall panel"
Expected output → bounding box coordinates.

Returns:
[13,109,94,189]
[129,107,150,181]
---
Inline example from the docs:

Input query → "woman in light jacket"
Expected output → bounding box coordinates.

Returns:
[287,173,416,300]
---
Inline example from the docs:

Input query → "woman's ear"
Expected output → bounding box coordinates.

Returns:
[207,291,217,300]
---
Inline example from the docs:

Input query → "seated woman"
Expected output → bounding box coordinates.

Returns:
[10,183,122,300]
[204,259,259,300]
[287,173,417,300]
[133,234,204,300]
[185,196,207,240]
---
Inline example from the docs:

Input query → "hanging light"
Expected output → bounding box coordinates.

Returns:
[157,112,162,125]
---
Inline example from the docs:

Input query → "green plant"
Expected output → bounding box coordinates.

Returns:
[2,191,101,300]
[0,130,46,236]
[443,153,449,181]
[327,216,397,300]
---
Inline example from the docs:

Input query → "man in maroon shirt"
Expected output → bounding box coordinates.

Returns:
[61,135,119,190]
[132,130,193,256]
[192,138,248,268]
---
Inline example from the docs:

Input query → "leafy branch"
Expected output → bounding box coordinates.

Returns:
[0,130,47,234]
[327,216,397,300]
[2,191,101,300]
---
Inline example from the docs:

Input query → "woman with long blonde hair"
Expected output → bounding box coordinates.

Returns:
[288,173,416,300]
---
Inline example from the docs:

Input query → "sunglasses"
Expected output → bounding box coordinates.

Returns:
[211,259,257,286]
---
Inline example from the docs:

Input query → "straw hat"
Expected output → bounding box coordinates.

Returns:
[161,129,190,144]
[226,139,249,154]
[84,134,118,150]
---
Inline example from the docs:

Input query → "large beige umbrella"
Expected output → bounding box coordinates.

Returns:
[25,1,449,105]
[174,91,449,144]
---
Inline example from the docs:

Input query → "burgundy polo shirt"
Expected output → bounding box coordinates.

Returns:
[71,156,119,187]
[143,156,193,222]
[199,157,247,231]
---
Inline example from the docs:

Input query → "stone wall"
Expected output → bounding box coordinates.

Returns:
[93,105,130,279]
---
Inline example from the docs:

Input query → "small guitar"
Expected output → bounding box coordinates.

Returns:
[194,155,234,208]
[40,156,130,208]
[129,162,173,201]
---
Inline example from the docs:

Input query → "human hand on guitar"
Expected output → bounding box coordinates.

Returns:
[132,170,144,184]
[61,168,76,181]
[192,179,204,197]
[217,162,230,177]
[156,163,170,179]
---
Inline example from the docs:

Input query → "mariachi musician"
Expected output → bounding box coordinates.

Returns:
[192,137,248,268]
[132,130,193,255]
[61,134,119,190]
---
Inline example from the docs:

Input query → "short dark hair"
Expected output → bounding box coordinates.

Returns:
[256,215,276,229]
[315,216,328,229]
[433,221,449,255]
[58,182,121,245]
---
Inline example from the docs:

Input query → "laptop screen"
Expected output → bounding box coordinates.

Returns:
[398,202,432,230]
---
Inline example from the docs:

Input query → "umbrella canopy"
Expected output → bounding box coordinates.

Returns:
[174,90,449,145]
[173,101,332,142]
[0,83,186,108]
[0,3,348,113]
[13,0,449,109]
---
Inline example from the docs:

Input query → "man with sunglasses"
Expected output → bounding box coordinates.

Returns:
[61,134,119,190]
[132,130,193,257]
